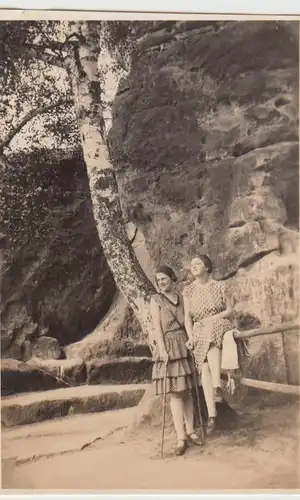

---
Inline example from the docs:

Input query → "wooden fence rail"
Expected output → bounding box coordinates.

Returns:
[234,321,299,340]
[241,378,300,396]
[234,320,300,396]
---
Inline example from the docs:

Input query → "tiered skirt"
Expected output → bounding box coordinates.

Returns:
[152,329,196,395]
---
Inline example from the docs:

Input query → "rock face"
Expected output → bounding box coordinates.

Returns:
[1,151,116,360]
[110,21,299,382]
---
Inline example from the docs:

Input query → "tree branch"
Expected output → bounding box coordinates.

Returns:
[0,97,73,154]
[25,44,66,69]
[32,40,66,53]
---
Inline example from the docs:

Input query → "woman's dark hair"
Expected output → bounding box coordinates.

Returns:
[198,254,213,274]
[155,265,178,283]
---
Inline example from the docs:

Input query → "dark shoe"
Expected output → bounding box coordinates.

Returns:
[213,386,223,403]
[206,417,216,435]
[175,439,188,456]
[187,432,203,446]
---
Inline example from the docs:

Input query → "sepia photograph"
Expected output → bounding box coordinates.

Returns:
[0,13,299,492]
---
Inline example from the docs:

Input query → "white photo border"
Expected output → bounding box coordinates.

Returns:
[0,4,299,499]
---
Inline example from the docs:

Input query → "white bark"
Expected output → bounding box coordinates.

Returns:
[64,22,156,338]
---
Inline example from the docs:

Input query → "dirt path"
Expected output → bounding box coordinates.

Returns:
[2,402,299,491]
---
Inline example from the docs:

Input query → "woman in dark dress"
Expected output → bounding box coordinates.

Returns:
[151,265,202,456]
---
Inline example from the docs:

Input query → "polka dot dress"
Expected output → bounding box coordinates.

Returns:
[183,279,232,373]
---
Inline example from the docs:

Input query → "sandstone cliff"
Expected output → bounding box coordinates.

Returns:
[110,20,299,383]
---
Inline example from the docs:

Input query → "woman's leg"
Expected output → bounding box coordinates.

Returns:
[201,362,216,418]
[206,345,222,389]
[182,391,195,435]
[169,393,185,441]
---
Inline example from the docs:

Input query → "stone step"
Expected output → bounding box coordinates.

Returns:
[1,383,149,428]
[86,356,152,385]
[1,358,86,396]
[1,357,153,396]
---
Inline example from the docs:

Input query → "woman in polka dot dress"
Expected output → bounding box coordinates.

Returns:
[183,255,233,435]
[151,265,202,456]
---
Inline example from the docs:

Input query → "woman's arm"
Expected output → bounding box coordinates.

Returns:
[150,297,168,358]
[214,281,233,320]
[215,307,233,320]
[183,294,194,340]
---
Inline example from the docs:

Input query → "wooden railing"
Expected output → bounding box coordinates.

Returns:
[234,321,299,340]
[234,321,300,396]
[240,378,300,396]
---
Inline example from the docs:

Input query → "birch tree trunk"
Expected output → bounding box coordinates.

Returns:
[64,21,156,338]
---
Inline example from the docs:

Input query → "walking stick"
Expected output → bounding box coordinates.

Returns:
[160,359,168,459]
[190,352,206,445]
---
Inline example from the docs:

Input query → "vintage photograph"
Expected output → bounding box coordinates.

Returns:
[0,14,299,491]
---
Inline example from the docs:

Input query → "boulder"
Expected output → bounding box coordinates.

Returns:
[32,336,63,360]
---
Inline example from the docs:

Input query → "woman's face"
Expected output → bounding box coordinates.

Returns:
[190,257,206,277]
[156,273,172,293]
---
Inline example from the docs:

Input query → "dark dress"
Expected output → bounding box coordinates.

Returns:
[151,293,196,396]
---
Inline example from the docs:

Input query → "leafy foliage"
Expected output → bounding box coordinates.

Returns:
[0,20,139,156]
[0,20,142,256]
[0,24,76,154]
[0,151,81,250]
[0,21,64,88]
[100,21,137,75]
